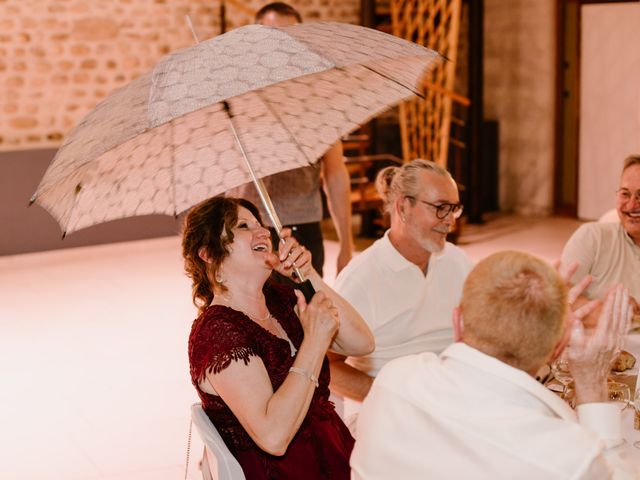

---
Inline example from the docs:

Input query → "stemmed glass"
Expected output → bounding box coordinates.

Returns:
[606,348,632,447]
[550,355,573,399]
[633,390,640,449]
[606,382,631,447]
[607,381,631,411]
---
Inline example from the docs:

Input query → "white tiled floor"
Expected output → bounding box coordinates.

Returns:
[0,214,583,479]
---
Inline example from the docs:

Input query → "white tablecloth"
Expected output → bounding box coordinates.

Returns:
[617,334,640,468]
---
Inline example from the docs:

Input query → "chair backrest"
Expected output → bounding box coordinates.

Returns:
[191,403,246,480]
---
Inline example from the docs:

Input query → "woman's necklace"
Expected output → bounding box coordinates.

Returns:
[216,297,297,357]
[260,312,297,358]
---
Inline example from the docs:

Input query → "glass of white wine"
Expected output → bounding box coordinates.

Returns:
[633,390,640,449]
[607,381,630,411]
[550,355,573,399]
[606,381,631,447]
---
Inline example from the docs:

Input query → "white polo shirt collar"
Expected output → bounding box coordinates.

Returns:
[379,230,445,274]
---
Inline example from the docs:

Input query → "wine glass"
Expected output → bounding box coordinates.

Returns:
[550,356,573,399]
[563,386,577,409]
[633,390,640,449]
[607,381,630,411]
[604,381,631,448]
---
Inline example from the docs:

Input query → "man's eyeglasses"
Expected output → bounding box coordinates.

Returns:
[617,188,640,203]
[406,196,464,219]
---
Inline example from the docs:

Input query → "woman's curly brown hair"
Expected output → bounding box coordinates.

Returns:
[181,196,263,314]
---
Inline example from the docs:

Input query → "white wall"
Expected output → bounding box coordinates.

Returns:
[484,0,556,215]
[579,3,640,220]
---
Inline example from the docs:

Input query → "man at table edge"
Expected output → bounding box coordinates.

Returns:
[351,251,635,479]
[560,154,640,316]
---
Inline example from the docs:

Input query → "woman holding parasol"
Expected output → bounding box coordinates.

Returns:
[184,196,373,479]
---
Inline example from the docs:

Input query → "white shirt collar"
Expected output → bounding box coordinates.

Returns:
[379,230,416,273]
[620,222,640,250]
[441,342,577,422]
[379,230,446,274]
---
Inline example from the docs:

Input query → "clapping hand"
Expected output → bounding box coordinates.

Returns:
[631,296,639,316]
[557,260,601,328]
[565,285,633,404]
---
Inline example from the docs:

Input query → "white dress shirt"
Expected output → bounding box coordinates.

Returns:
[351,343,636,480]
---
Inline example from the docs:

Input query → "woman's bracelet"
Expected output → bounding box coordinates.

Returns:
[289,366,319,388]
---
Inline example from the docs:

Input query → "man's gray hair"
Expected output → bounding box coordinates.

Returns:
[375,159,452,215]
[623,154,640,172]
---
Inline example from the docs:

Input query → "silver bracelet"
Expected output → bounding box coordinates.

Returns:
[289,366,319,388]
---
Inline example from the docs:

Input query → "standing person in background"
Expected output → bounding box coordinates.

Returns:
[255,1,301,24]
[560,154,640,315]
[329,159,473,423]
[228,2,354,276]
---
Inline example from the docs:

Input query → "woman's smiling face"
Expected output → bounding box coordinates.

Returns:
[221,206,276,277]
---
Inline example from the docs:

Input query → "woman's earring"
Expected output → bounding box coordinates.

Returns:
[215,270,225,285]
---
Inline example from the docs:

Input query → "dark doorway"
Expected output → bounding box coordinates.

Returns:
[555,0,579,216]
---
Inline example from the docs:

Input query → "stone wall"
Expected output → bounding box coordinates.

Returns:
[1,0,558,215]
[0,0,359,152]
[224,0,360,30]
[484,0,556,215]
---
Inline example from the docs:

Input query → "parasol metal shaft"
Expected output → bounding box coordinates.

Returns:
[222,101,316,302]
[184,15,199,44]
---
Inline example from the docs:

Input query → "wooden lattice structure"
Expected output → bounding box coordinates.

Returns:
[391,0,464,167]
[219,0,258,33]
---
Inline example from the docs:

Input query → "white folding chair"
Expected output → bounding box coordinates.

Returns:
[190,403,246,480]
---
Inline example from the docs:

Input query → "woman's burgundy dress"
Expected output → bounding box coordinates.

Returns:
[189,282,354,479]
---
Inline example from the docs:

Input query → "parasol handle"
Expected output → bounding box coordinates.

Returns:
[295,278,316,304]
[222,101,316,302]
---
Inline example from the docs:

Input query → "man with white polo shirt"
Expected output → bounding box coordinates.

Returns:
[329,159,472,420]
[561,154,640,314]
